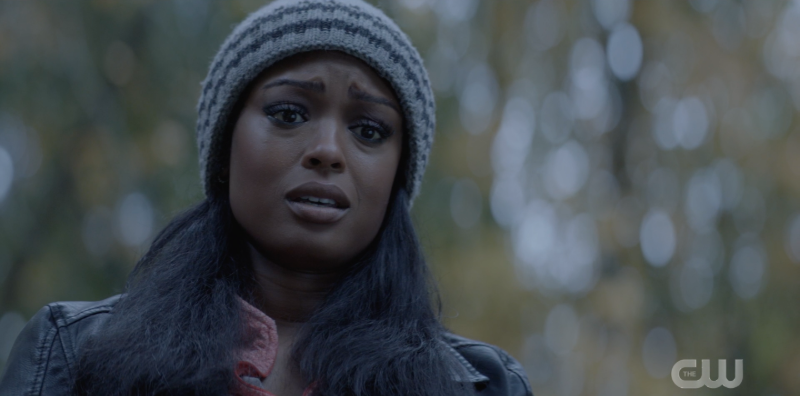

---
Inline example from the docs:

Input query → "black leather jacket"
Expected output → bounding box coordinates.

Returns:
[0,295,533,396]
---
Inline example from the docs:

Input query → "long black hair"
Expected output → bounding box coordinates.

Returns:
[72,194,250,395]
[291,186,471,396]
[72,171,472,394]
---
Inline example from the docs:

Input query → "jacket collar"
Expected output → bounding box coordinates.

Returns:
[441,339,490,385]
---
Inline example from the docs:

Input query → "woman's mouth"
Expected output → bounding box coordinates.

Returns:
[286,198,349,224]
[294,195,339,207]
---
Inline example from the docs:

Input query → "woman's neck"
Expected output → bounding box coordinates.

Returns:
[246,242,343,324]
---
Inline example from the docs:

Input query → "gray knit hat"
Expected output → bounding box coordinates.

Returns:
[196,0,435,208]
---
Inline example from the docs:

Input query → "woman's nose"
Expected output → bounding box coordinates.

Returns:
[302,119,345,172]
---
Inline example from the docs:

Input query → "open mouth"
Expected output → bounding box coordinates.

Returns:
[291,196,341,208]
[286,197,349,224]
[284,182,351,224]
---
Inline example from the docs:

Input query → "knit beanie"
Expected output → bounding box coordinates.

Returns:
[196,0,435,208]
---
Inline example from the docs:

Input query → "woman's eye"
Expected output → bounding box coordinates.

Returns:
[271,110,305,124]
[265,105,307,125]
[352,123,391,142]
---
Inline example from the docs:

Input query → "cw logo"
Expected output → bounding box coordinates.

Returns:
[671,359,743,389]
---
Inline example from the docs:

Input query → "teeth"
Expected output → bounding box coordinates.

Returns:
[298,196,337,207]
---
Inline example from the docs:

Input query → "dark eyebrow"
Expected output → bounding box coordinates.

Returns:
[349,87,401,115]
[261,78,325,92]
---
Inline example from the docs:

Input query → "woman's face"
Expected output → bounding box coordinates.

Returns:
[228,51,404,272]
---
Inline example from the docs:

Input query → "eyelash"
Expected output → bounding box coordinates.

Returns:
[263,102,308,125]
[262,102,394,142]
[352,119,394,142]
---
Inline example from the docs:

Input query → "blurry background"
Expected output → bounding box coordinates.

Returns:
[1,0,799,394]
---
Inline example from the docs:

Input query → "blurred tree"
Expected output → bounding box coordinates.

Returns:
[1,1,799,394]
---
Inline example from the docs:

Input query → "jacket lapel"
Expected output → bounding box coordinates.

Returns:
[440,339,490,385]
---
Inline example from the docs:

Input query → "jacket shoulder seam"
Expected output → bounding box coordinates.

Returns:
[440,340,490,384]
[446,337,533,395]
[30,306,59,396]
[48,298,119,328]
[483,344,533,396]
[56,330,75,391]
[508,367,533,396]
[47,298,119,381]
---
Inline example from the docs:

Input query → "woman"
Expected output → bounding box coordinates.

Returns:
[0,1,533,395]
